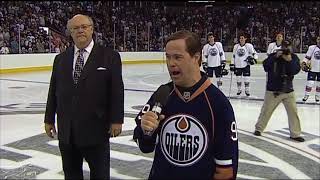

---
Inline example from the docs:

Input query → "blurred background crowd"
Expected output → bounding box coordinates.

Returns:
[0,1,319,54]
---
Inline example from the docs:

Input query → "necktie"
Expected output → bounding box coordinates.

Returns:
[73,49,85,84]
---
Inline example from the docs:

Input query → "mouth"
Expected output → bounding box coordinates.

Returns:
[170,70,181,78]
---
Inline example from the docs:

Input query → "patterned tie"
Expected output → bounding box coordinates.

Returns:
[73,49,85,84]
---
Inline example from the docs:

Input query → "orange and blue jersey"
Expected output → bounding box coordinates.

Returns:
[133,75,239,180]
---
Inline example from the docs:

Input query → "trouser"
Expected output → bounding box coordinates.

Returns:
[59,140,110,180]
[255,90,301,138]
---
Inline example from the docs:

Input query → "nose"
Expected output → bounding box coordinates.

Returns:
[166,57,176,67]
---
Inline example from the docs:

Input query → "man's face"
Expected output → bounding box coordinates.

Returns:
[208,35,215,44]
[317,37,320,46]
[69,15,93,48]
[165,39,200,87]
[239,36,246,45]
[276,34,283,42]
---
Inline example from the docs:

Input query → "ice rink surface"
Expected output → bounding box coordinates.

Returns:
[0,64,319,179]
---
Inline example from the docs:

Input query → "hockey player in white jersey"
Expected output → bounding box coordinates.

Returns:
[302,36,320,103]
[202,32,227,89]
[267,32,284,56]
[229,33,258,96]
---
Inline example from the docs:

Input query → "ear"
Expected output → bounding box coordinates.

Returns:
[193,52,201,66]
[194,52,201,60]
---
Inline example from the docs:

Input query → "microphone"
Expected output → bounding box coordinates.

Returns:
[144,84,171,136]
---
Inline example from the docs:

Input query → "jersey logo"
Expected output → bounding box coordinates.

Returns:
[237,48,245,57]
[160,114,208,167]
[314,51,320,60]
[183,92,191,100]
[209,48,218,56]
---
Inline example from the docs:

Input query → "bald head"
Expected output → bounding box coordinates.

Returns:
[67,14,94,31]
[67,14,94,49]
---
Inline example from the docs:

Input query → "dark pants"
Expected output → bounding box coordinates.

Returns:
[59,140,110,180]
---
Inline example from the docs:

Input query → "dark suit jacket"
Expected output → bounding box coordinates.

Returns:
[44,44,124,146]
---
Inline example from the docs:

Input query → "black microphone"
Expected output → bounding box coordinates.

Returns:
[144,84,171,136]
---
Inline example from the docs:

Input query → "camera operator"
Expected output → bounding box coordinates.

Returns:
[253,41,305,142]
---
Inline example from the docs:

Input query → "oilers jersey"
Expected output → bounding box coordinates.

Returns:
[232,43,258,68]
[133,75,239,180]
[202,42,226,67]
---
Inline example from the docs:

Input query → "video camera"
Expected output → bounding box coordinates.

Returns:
[278,40,292,55]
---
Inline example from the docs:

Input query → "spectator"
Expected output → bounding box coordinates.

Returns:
[0,41,10,54]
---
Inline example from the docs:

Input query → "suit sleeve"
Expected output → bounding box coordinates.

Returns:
[213,93,238,178]
[110,50,124,124]
[44,55,58,124]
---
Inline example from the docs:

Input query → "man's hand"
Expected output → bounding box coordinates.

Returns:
[213,167,234,180]
[44,123,56,138]
[110,123,122,137]
[281,54,292,61]
[276,50,283,58]
[141,111,165,135]
[276,50,292,61]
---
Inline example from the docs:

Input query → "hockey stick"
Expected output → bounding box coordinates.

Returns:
[228,70,233,99]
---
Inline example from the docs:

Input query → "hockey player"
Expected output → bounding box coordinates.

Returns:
[267,32,284,56]
[133,30,238,180]
[202,32,227,89]
[302,36,320,103]
[230,33,258,96]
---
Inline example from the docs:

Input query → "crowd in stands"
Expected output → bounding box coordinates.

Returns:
[0,1,319,54]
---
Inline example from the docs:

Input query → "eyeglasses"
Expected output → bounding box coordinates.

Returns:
[70,24,92,32]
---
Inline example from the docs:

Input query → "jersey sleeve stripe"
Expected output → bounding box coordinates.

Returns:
[215,158,233,165]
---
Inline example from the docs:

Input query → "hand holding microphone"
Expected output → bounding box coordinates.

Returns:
[141,111,165,136]
[141,84,171,136]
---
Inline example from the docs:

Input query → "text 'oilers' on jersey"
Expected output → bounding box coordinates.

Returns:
[133,76,239,180]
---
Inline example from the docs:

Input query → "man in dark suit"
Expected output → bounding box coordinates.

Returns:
[44,14,124,179]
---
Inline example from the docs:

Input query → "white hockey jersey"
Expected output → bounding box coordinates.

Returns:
[232,43,258,68]
[267,42,282,55]
[202,42,226,67]
[304,45,320,72]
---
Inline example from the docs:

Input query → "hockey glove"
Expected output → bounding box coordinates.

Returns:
[221,60,226,69]
[202,62,208,72]
[221,68,229,76]
[301,62,311,72]
[229,64,235,72]
[245,56,257,65]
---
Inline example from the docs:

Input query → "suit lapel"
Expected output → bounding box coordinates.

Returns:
[80,44,100,81]
[63,47,74,84]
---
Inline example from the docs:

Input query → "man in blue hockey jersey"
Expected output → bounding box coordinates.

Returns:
[133,30,239,180]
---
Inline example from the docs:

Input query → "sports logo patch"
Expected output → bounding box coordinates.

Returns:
[314,51,320,60]
[209,48,218,56]
[237,48,245,57]
[160,114,208,167]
